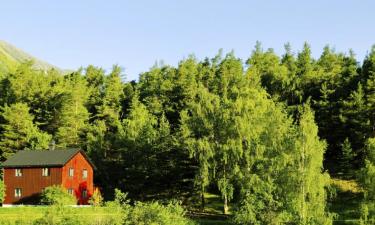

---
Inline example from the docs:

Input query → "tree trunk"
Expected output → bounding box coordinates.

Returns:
[223,193,229,214]
[223,166,229,214]
[200,191,205,211]
[301,145,306,223]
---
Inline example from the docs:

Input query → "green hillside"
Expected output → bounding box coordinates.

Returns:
[0,40,61,74]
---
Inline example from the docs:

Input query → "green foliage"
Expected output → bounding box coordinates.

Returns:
[40,185,76,206]
[89,187,103,207]
[293,105,333,224]
[127,201,195,225]
[359,138,375,222]
[3,42,375,223]
[0,103,51,160]
[339,138,356,177]
[55,71,89,147]
[0,178,5,204]
[0,206,126,225]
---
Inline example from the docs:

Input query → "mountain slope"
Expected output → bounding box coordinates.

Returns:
[0,40,62,74]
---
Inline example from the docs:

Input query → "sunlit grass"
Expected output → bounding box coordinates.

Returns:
[331,178,363,193]
[329,178,364,224]
[0,206,123,224]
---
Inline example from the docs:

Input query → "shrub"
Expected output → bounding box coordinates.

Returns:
[40,185,76,206]
[104,189,131,225]
[126,201,195,225]
[89,187,103,206]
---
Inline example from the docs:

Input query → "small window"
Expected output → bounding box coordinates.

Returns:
[69,168,74,177]
[15,169,22,177]
[14,188,22,198]
[42,168,50,176]
[82,169,88,179]
[82,190,87,199]
[68,188,74,195]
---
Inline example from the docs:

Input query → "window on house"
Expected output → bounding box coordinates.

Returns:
[14,188,22,198]
[69,168,74,177]
[82,189,87,199]
[15,169,22,177]
[68,188,74,195]
[82,169,87,179]
[42,168,50,176]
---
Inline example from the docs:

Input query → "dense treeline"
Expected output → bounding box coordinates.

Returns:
[0,43,374,223]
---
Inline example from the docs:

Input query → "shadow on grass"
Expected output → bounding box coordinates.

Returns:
[328,180,364,225]
[188,193,234,225]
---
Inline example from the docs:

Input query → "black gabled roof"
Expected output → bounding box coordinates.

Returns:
[1,148,95,169]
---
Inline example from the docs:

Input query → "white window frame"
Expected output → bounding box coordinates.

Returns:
[14,188,22,198]
[82,169,88,179]
[69,168,74,177]
[42,168,50,176]
[15,169,22,177]
[68,188,74,195]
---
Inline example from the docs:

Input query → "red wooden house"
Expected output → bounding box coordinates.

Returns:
[1,148,94,205]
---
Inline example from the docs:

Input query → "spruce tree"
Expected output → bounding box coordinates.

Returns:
[339,138,356,178]
[0,103,51,160]
[56,72,89,147]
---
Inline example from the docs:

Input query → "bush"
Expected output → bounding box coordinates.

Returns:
[40,185,76,206]
[126,201,195,225]
[89,187,103,206]
[103,189,131,225]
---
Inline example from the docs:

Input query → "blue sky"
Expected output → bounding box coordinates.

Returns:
[1,0,375,80]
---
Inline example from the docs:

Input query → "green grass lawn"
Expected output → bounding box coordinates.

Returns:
[189,193,234,225]
[0,206,123,224]
[194,218,233,225]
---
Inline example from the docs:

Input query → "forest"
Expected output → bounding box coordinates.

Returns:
[0,42,374,224]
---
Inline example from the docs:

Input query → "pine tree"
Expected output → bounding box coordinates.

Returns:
[363,46,375,137]
[100,65,124,126]
[339,138,356,177]
[0,103,51,160]
[281,43,300,105]
[85,65,106,120]
[119,94,158,197]
[56,72,89,147]
[342,83,368,161]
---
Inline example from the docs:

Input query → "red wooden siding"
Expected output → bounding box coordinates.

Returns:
[3,167,62,204]
[62,152,94,204]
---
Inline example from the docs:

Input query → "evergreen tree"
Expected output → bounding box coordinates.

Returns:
[0,62,65,134]
[341,83,368,164]
[56,72,89,147]
[85,65,106,120]
[363,46,375,138]
[339,138,356,177]
[100,65,124,125]
[0,103,51,160]
[119,94,158,198]
[281,43,300,105]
